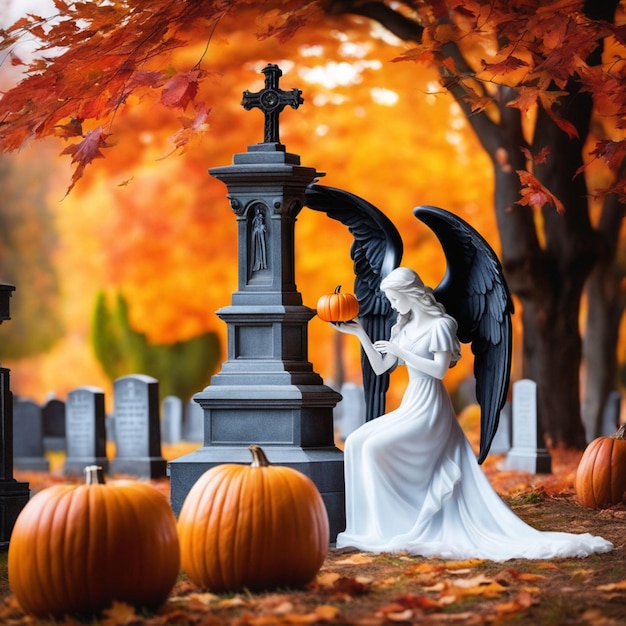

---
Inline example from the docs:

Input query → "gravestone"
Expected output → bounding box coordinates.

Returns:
[0,283,30,549]
[106,413,116,443]
[42,397,66,451]
[169,64,345,541]
[162,395,183,444]
[183,400,203,442]
[490,401,512,455]
[504,379,552,473]
[13,399,49,471]
[600,390,621,437]
[336,382,366,440]
[63,386,109,476]
[110,374,167,478]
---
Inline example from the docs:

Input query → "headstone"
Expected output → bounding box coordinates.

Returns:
[106,413,116,443]
[13,399,49,471]
[110,374,167,478]
[183,400,204,442]
[504,379,551,473]
[63,386,109,476]
[336,382,366,440]
[490,401,512,454]
[600,390,621,437]
[162,395,183,444]
[42,397,66,451]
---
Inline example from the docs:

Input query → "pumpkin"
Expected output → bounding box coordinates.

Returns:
[316,285,359,322]
[8,466,180,618]
[177,445,329,592]
[575,424,626,509]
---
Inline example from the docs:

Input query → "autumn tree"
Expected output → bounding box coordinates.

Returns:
[1,0,625,446]
[0,152,64,359]
[326,0,625,446]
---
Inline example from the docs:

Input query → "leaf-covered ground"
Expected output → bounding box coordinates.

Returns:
[2,444,625,625]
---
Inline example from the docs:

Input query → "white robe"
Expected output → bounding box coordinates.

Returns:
[336,316,613,560]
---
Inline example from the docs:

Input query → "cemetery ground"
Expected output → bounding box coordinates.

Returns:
[1,435,626,625]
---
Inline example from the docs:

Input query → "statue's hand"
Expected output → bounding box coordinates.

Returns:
[330,320,361,335]
[374,340,396,355]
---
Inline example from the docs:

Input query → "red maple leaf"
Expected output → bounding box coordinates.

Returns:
[587,139,626,172]
[481,55,529,77]
[521,145,551,165]
[160,70,202,109]
[160,102,211,158]
[516,169,565,214]
[59,125,112,195]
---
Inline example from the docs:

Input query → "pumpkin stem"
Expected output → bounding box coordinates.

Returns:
[84,465,106,485]
[249,445,271,468]
[612,423,626,440]
[334,285,342,294]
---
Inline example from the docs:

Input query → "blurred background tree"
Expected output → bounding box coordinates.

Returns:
[0,151,63,359]
[91,291,221,402]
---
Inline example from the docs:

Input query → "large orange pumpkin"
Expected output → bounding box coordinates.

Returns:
[8,466,180,618]
[177,445,329,592]
[316,285,359,322]
[575,424,626,509]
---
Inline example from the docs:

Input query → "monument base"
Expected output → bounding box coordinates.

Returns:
[169,445,346,542]
[504,448,552,474]
[64,457,110,477]
[0,479,30,550]
[111,456,167,479]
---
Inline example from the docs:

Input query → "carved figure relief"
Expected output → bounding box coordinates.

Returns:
[251,205,268,272]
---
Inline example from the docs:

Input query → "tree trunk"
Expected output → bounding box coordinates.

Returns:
[330,0,623,448]
[492,92,593,448]
[582,264,624,440]
[581,186,626,440]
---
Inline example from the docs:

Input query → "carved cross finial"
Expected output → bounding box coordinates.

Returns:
[241,64,303,144]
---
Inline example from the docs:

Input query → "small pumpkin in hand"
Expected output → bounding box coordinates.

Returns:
[575,424,626,509]
[8,466,180,618]
[316,285,359,322]
[177,445,329,592]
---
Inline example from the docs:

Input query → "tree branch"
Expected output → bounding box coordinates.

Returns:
[326,1,424,42]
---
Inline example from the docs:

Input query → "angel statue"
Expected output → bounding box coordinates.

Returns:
[305,185,612,560]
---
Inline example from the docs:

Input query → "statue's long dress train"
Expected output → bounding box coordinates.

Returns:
[336,318,613,560]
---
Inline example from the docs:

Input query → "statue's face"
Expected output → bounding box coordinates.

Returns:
[384,288,411,315]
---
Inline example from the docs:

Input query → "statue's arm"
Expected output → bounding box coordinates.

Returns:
[375,341,451,380]
[332,321,397,376]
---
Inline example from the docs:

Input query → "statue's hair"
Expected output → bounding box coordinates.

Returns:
[381,267,460,365]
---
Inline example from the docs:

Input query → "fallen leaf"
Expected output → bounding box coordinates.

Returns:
[597,579,626,591]
[384,608,413,621]
[100,601,139,625]
[217,595,247,608]
[315,572,341,588]
[444,560,485,570]
[517,573,547,582]
[494,590,537,616]
[335,553,374,565]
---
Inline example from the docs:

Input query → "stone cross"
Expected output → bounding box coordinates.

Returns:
[241,63,303,144]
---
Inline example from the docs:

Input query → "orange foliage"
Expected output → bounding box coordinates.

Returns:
[1,5,503,406]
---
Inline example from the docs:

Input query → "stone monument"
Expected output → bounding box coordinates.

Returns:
[64,386,109,476]
[111,374,167,478]
[504,379,552,474]
[0,283,30,549]
[169,64,345,540]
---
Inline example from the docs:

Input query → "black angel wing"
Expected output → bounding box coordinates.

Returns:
[414,206,514,464]
[305,184,403,420]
